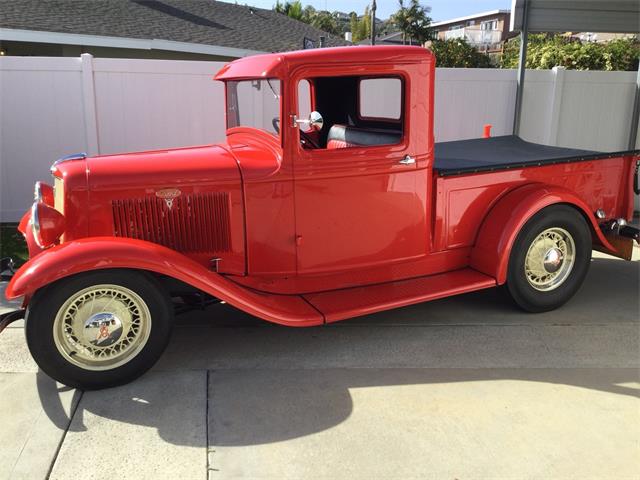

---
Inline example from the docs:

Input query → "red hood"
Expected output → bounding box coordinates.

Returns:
[87,144,240,191]
[76,143,246,274]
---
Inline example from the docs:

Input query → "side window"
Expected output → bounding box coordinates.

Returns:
[359,78,402,120]
[297,79,322,149]
[298,79,312,120]
[298,75,404,151]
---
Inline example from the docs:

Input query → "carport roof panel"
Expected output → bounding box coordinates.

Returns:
[510,0,640,33]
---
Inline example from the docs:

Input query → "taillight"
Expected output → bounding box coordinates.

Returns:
[31,202,65,248]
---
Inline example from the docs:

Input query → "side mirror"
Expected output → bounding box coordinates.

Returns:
[295,111,324,133]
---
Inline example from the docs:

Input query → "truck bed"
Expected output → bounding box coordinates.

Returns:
[434,135,635,176]
[432,137,638,252]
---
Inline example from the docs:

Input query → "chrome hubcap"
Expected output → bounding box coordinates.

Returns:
[82,312,124,347]
[524,227,576,291]
[542,248,563,273]
[53,284,152,371]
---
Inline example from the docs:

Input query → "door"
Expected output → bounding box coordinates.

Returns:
[292,74,430,275]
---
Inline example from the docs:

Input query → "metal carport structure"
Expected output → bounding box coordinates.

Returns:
[510,0,640,150]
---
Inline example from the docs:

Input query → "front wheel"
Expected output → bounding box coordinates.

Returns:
[507,205,592,312]
[26,269,173,390]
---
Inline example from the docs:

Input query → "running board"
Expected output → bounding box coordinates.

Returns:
[304,268,496,323]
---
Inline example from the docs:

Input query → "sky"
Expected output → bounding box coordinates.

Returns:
[220,0,512,22]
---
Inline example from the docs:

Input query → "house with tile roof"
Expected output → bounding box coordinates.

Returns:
[0,0,350,60]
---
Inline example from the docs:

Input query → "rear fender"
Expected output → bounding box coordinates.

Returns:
[470,183,616,285]
[5,237,322,326]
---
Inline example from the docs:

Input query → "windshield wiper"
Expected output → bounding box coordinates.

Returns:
[266,79,280,100]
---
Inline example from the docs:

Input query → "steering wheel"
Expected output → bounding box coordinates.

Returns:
[300,129,320,149]
[272,117,280,134]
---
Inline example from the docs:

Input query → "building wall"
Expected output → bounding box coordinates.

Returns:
[435,13,510,36]
[496,14,511,42]
[434,12,514,48]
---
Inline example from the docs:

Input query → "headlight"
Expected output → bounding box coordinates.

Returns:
[31,201,65,248]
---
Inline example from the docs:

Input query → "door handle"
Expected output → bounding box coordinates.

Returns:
[399,155,415,165]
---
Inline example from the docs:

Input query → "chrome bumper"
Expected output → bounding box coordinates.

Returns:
[619,224,640,243]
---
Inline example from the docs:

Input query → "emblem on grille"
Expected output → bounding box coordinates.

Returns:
[155,188,182,209]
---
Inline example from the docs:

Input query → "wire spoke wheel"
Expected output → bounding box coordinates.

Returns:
[52,284,152,371]
[508,206,590,312]
[524,227,576,292]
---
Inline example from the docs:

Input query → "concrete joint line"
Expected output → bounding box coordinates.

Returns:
[206,370,217,478]
[45,389,84,480]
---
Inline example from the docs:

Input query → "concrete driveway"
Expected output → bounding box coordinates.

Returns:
[1,251,638,479]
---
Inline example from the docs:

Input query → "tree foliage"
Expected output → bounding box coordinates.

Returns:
[349,7,371,43]
[311,11,340,35]
[391,0,433,45]
[428,39,492,68]
[274,0,303,21]
[501,34,640,71]
[349,12,359,41]
[273,1,340,35]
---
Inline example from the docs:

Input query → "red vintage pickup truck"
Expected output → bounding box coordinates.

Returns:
[2,46,638,389]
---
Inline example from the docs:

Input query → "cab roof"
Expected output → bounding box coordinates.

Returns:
[214,45,433,81]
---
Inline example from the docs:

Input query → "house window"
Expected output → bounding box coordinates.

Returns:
[481,20,498,30]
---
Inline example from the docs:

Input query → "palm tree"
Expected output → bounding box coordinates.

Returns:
[392,0,433,45]
[406,0,433,44]
[392,0,411,45]
[274,0,304,21]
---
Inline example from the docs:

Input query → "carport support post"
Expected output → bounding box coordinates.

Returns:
[628,62,640,151]
[513,0,530,135]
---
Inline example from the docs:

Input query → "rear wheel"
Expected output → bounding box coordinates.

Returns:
[26,269,173,390]
[507,205,592,312]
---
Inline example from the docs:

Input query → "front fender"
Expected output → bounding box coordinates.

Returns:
[470,183,616,285]
[6,237,322,326]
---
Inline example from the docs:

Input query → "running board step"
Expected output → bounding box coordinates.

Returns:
[304,268,496,323]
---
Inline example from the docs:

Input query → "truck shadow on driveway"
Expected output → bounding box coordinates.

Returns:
[35,257,639,447]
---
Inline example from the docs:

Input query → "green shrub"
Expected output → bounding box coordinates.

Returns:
[501,34,640,71]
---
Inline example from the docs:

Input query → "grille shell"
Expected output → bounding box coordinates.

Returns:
[111,192,232,253]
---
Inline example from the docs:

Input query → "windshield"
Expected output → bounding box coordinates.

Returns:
[226,79,281,137]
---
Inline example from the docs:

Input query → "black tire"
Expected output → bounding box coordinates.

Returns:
[26,269,173,390]
[507,205,591,313]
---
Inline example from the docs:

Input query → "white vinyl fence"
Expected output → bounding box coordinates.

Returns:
[1,54,638,222]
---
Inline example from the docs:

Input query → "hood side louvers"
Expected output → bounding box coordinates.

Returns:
[111,192,232,253]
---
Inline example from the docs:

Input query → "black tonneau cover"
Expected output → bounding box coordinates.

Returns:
[434,135,635,176]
